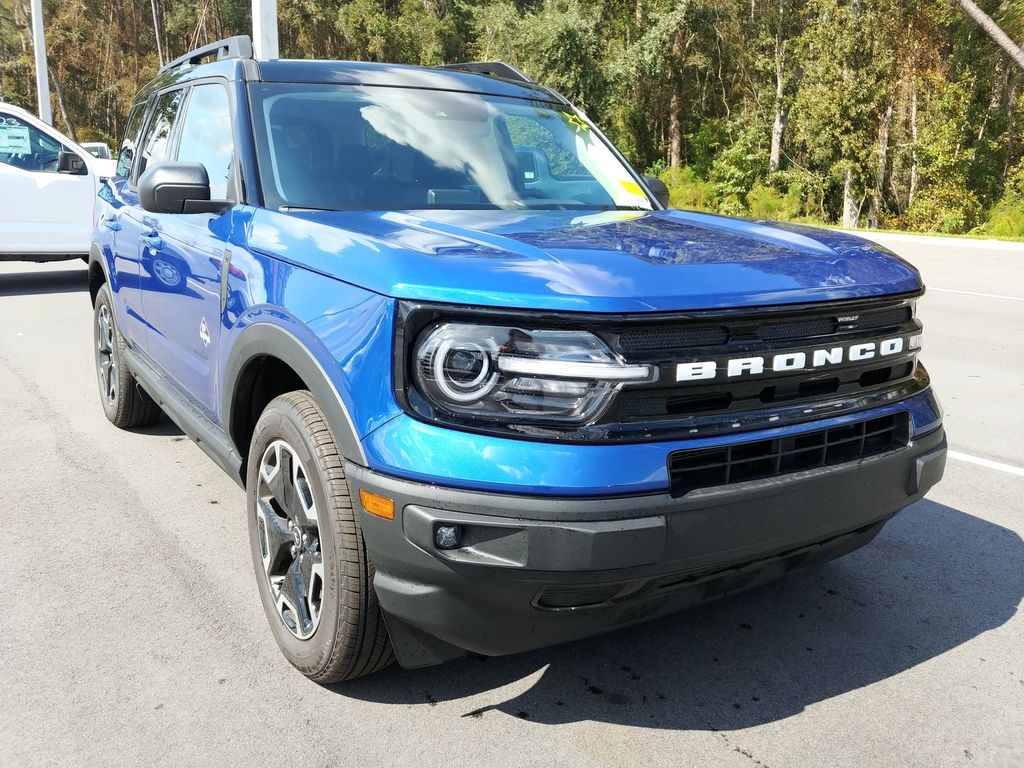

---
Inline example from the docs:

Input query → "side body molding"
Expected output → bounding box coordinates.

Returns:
[221,322,369,468]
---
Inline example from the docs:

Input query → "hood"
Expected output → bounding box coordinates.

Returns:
[246,208,922,313]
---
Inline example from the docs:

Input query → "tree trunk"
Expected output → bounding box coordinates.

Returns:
[768,0,786,174]
[150,0,164,66]
[954,0,1024,71]
[49,69,76,142]
[867,99,893,228]
[842,168,860,228]
[668,29,687,167]
[769,51,785,171]
[669,90,683,167]
[909,80,919,209]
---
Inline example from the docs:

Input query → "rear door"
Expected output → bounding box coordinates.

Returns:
[117,88,186,349]
[0,110,96,256]
[99,101,149,345]
[138,81,236,417]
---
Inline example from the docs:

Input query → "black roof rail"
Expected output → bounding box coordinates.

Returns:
[159,35,254,75]
[436,61,535,84]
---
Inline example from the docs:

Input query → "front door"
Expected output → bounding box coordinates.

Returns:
[138,82,236,418]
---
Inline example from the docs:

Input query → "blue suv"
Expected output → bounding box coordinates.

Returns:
[91,36,946,682]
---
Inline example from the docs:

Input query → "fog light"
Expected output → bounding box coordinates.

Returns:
[434,524,463,550]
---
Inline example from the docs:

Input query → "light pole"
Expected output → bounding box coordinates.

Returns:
[29,0,52,123]
[252,0,280,59]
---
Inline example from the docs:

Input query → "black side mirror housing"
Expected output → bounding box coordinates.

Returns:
[643,175,670,208]
[138,161,232,215]
[57,150,87,175]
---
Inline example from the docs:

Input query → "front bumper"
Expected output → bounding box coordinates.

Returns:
[349,425,946,668]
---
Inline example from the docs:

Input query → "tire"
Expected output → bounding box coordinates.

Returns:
[93,282,162,429]
[247,391,394,682]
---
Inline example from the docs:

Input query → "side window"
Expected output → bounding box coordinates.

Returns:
[115,102,147,179]
[174,83,234,200]
[135,88,185,181]
[0,112,71,173]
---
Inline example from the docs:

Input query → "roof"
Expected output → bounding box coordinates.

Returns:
[254,59,558,102]
[142,36,561,104]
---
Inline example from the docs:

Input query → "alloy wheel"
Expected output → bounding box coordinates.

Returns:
[255,440,325,640]
[96,303,118,407]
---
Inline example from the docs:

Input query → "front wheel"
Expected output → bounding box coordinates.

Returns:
[247,391,394,682]
[93,282,161,428]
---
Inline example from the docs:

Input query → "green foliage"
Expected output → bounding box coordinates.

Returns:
[687,119,727,179]
[902,185,983,234]
[983,161,1024,239]
[1,0,1020,236]
[746,181,803,221]
[657,165,714,212]
[709,127,770,202]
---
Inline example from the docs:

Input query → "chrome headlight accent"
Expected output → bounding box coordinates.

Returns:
[412,322,657,425]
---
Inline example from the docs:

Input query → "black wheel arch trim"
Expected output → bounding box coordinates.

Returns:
[222,322,368,468]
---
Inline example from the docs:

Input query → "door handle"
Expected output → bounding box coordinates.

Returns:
[100,214,121,232]
[141,233,163,250]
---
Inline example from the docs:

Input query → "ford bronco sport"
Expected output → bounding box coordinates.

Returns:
[90,36,946,682]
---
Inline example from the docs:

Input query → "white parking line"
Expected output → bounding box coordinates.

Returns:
[930,287,1024,301]
[948,450,1024,477]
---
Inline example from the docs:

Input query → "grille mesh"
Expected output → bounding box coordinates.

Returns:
[668,412,909,494]
[618,326,729,353]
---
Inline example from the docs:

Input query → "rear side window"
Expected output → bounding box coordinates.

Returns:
[135,89,185,180]
[174,83,234,200]
[115,102,147,178]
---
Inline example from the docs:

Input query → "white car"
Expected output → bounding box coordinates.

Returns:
[81,141,112,160]
[0,102,117,262]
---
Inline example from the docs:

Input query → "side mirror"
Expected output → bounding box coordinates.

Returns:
[138,161,232,215]
[57,150,87,175]
[642,175,670,208]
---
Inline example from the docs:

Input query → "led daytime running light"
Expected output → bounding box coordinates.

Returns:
[497,355,653,381]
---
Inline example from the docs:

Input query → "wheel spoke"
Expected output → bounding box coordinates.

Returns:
[279,557,314,636]
[263,446,298,521]
[256,500,293,575]
[300,550,324,629]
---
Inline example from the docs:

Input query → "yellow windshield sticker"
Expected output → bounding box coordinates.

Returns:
[562,112,590,132]
[620,180,644,196]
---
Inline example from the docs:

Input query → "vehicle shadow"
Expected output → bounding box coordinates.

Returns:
[338,499,1022,730]
[0,267,88,297]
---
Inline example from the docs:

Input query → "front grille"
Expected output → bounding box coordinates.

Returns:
[619,325,730,353]
[668,412,910,495]
[601,295,921,437]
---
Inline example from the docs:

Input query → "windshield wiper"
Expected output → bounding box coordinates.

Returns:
[280,205,339,212]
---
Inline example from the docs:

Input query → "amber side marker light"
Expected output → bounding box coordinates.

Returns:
[359,489,395,520]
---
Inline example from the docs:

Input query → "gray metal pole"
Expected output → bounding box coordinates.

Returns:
[252,0,279,59]
[29,0,52,124]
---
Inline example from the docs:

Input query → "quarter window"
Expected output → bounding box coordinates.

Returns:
[174,84,234,200]
[136,89,185,180]
[116,102,148,179]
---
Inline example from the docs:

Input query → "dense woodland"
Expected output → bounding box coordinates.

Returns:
[2,0,1023,235]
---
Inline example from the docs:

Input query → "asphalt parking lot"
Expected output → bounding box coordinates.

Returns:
[1,234,1021,768]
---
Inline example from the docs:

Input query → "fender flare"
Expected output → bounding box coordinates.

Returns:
[222,322,368,467]
[88,242,111,303]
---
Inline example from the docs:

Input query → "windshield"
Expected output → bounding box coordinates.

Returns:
[248,83,654,212]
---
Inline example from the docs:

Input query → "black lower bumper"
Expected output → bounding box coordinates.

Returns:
[349,427,946,668]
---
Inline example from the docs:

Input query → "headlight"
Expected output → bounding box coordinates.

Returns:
[411,322,657,425]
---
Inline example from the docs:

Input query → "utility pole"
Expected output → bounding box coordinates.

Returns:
[29,0,52,124]
[252,0,280,59]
